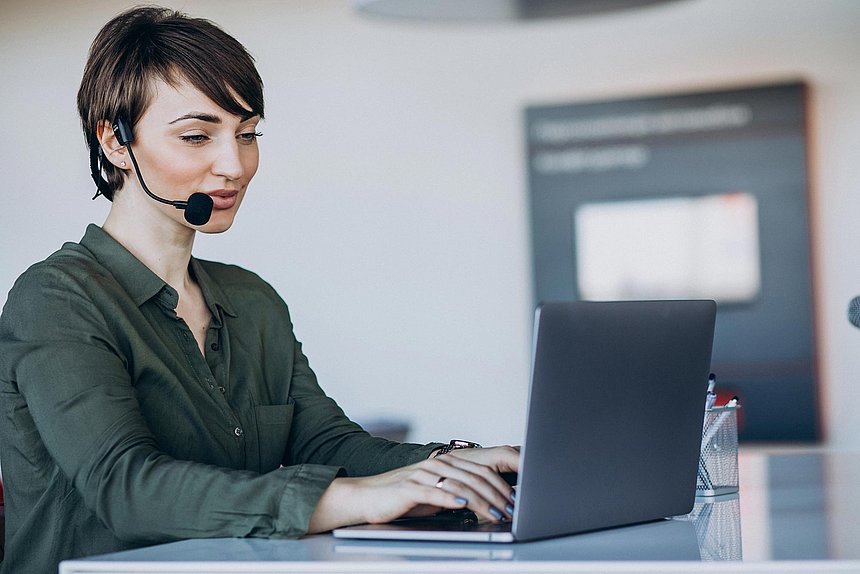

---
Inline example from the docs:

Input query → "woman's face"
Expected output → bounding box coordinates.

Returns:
[118,78,261,233]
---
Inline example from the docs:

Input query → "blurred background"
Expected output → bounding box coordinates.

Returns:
[1,0,859,448]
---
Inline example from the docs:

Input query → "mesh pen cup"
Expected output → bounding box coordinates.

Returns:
[696,405,739,496]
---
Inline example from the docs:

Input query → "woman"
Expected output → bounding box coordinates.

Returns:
[0,6,518,573]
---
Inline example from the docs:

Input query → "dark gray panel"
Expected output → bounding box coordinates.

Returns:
[525,82,818,441]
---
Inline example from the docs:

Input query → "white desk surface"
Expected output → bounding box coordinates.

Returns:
[59,448,860,574]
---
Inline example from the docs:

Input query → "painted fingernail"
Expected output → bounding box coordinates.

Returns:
[489,506,504,521]
[505,504,515,515]
[454,497,469,505]
[510,490,517,501]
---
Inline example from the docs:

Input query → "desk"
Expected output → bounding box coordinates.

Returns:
[60,450,860,573]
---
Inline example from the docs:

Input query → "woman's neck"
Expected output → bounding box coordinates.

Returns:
[102,201,197,289]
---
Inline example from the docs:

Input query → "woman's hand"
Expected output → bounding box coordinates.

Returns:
[307,445,520,533]
[442,444,520,472]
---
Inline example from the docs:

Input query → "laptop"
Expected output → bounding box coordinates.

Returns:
[334,299,717,543]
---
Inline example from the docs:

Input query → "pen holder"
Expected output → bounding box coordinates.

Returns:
[696,405,739,496]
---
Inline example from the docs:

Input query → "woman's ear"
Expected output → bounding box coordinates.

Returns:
[96,119,128,170]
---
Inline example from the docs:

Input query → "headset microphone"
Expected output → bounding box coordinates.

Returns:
[111,117,213,226]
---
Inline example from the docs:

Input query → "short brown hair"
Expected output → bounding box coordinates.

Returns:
[78,5,265,200]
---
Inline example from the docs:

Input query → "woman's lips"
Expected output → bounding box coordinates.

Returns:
[206,190,239,210]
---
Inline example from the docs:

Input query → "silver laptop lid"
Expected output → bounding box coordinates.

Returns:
[512,299,716,541]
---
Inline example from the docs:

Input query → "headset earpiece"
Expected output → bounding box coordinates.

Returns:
[113,117,134,147]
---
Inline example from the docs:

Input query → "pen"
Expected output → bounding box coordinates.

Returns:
[701,396,741,450]
[699,374,718,492]
[705,373,717,411]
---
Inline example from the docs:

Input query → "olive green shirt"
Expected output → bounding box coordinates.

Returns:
[0,224,440,574]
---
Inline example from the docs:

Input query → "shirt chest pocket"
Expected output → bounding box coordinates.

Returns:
[254,402,295,472]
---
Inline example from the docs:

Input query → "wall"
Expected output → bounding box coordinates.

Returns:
[1,0,859,447]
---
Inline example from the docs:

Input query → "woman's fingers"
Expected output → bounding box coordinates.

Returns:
[422,458,515,521]
[431,476,513,523]
[433,454,516,502]
[447,445,521,473]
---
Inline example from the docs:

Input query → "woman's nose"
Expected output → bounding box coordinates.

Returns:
[211,140,244,180]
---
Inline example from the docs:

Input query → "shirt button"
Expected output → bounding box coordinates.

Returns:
[181,332,189,340]
[210,342,220,351]
[234,427,244,437]
[218,386,226,394]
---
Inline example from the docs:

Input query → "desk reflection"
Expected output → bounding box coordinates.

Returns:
[329,494,743,563]
[674,493,742,561]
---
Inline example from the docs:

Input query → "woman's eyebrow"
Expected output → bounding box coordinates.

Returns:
[169,112,221,125]
[168,111,259,124]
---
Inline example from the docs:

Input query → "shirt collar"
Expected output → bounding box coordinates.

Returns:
[190,257,238,319]
[78,224,237,318]
[79,224,167,308]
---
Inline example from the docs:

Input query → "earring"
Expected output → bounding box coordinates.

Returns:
[120,161,127,167]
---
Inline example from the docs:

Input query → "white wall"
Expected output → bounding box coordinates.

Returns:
[1,0,859,448]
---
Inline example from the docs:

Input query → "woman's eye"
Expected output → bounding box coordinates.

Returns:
[180,134,209,145]
[238,131,263,144]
